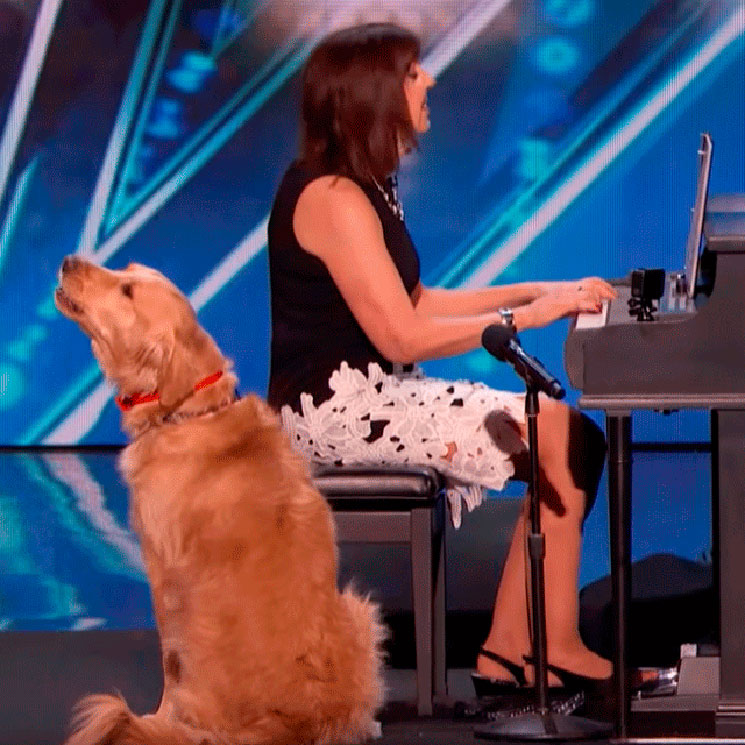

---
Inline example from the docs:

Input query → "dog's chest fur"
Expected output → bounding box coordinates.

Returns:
[121,398,288,551]
[117,396,338,611]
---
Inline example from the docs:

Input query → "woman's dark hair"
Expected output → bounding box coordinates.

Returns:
[300,23,421,184]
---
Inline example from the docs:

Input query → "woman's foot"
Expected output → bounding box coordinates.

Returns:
[523,645,612,688]
[472,648,528,698]
[476,647,571,690]
[523,656,613,697]
[542,645,612,680]
[475,647,526,684]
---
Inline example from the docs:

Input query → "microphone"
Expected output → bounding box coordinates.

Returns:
[481,324,566,400]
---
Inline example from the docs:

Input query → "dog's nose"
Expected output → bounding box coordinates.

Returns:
[62,255,80,273]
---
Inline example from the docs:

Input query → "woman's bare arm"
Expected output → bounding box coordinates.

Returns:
[294,176,608,363]
[412,279,615,318]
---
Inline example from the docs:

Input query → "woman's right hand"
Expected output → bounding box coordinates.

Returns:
[518,280,615,329]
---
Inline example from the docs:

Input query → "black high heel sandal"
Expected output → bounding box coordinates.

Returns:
[523,655,612,697]
[471,648,528,698]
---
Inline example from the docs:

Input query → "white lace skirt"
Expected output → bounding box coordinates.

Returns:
[280,362,528,528]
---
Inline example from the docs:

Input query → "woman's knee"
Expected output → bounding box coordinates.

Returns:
[513,401,605,519]
[568,411,606,518]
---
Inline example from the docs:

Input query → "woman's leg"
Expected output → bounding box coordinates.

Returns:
[476,399,611,681]
[475,497,531,681]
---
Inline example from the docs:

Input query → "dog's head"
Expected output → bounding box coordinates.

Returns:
[55,256,236,431]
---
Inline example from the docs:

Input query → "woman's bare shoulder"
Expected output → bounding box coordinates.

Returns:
[298,174,372,212]
[294,174,380,260]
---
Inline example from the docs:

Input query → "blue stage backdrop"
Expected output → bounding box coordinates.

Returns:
[0,0,743,630]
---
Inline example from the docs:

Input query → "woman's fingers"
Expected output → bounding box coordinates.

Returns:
[578,277,616,299]
[569,278,615,311]
[529,282,612,327]
[576,296,604,313]
[553,277,615,302]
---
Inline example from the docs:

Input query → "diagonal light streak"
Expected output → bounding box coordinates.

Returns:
[84,4,351,265]
[41,453,145,575]
[41,0,515,444]
[20,455,134,577]
[0,0,65,207]
[41,371,115,445]
[77,0,178,258]
[189,215,269,310]
[104,0,190,233]
[89,34,321,267]
[134,0,517,313]
[463,3,745,289]
[21,362,100,445]
[437,0,710,287]
[424,0,513,77]
[0,155,38,279]
[90,0,513,267]
[39,0,541,444]
[104,34,302,240]
[211,0,255,58]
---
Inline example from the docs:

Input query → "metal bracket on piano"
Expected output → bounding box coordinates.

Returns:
[628,268,665,321]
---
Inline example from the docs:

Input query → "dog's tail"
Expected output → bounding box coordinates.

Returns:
[65,694,186,745]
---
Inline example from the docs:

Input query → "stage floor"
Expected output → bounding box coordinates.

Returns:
[0,629,717,745]
[0,618,717,742]
[0,448,716,744]
[0,628,716,745]
[379,669,714,744]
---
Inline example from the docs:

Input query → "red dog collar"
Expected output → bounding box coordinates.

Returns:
[115,370,224,412]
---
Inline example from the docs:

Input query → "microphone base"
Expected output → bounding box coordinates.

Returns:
[474,711,612,741]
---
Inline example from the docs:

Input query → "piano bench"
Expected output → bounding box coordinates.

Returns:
[311,464,447,717]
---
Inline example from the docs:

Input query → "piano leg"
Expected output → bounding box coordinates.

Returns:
[606,412,632,739]
[713,410,745,736]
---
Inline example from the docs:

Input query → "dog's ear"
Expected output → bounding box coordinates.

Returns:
[156,328,201,409]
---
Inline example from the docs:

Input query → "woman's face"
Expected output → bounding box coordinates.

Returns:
[404,61,435,134]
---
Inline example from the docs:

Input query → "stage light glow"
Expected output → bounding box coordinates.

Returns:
[533,36,580,75]
[0,361,25,409]
[541,0,594,29]
[250,0,469,44]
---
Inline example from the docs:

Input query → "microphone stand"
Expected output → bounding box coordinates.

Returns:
[474,382,612,741]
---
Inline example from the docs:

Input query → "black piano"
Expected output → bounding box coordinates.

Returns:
[564,133,745,737]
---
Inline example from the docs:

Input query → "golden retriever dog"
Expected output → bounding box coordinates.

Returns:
[55,255,385,745]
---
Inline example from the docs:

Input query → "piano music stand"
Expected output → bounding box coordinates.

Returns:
[475,384,612,741]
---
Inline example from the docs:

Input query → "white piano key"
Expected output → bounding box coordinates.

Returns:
[574,299,610,330]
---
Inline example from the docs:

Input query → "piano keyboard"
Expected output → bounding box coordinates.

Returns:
[574,299,610,330]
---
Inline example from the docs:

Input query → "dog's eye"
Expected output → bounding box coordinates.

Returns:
[121,283,134,298]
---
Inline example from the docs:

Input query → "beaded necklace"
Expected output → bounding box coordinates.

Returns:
[373,175,405,221]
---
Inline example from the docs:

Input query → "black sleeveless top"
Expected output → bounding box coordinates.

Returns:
[267,161,421,413]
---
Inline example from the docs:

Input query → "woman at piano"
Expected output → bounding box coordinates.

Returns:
[267,23,618,695]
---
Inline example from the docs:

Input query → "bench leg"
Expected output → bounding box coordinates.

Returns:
[411,507,433,716]
[433,499,447,699]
